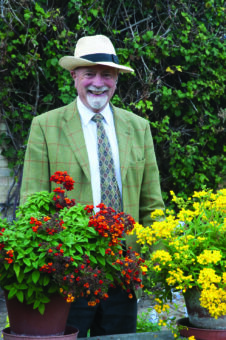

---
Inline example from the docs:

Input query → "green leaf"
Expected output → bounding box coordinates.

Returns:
[95,255,105,267]
[13,263,20,278]
[17,271,25,283]
[33,300,40,310]
[89,255,98,264]
[43,275,50,286]
[99,247,106,257]
[16,291,24,303]
[105,273,114,281]
[27,287,34,297]
[8,287,17,299]
[23,258,31,266]
[38,303,45,315]
[32,270,40,284]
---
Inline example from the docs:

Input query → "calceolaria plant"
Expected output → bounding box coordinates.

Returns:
[131,188,226,319]
[0,171,145,314]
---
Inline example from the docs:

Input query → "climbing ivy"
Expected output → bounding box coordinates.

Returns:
[0,0,225,210]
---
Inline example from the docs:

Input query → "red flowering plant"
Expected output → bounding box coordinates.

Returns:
[0,171,146,314]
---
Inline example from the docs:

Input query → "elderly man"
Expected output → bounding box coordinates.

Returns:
[20,35,164,337]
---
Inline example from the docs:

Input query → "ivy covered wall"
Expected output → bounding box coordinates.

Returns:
[0,0,225,214]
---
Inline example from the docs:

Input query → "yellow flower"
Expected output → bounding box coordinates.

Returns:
[150,209,165,219]
[130,188,226,319]
[140,265,147,272]
[200,284,226,318]
[152,250,172,263]
[197,268,221,288]
[197,250,222,265]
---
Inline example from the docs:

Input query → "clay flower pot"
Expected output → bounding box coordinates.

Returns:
[177,317,226,340]
[183,287,226,330]
[4,293,78,337]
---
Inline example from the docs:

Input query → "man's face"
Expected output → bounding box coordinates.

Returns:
[71,65,118,113]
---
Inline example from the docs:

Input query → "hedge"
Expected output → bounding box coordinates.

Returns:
[0,0,225,211]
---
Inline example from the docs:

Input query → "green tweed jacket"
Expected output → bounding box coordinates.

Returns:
[20,99,164,252]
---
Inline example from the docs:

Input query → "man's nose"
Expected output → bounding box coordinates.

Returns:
[92,74,105,87]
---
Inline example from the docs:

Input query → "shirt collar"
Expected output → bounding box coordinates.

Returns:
[77,97,113,126]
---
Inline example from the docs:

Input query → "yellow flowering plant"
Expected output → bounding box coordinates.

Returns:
[131,188,226,319]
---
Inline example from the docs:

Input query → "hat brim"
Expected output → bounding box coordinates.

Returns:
[59,56,134,73]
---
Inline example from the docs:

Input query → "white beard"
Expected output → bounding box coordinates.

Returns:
[87,94,108,110]
[86,86,109,111]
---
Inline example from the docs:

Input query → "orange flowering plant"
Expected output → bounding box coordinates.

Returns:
[0,171,145,314]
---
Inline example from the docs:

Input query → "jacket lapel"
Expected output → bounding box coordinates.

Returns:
[112,106,134,183]
[61,100,91,180]
[60,101,134,183]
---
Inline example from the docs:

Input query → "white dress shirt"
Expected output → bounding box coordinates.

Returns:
[77,97,122,211]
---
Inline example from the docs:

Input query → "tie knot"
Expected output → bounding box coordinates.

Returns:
[92,113,104,123]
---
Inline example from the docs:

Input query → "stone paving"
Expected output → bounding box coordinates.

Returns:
[0,290,7,332]
[137,291,188,331]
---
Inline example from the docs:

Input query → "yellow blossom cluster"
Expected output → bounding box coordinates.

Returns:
[150,209,165,219]
[196,267,226,317]
[197,250,222,265]
[177,208,198,222]
[212,188,226,213]
[166,268,193,289]
[158,319,167,327]
[197,268,222,288]
[132,216,179,246]
[223,272,226,284]
[131,188,226,319]
[152,250,172,264]
[154,298,170,314]
[199,284,226,319]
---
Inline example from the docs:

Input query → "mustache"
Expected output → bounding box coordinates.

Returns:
[87,86,109,91]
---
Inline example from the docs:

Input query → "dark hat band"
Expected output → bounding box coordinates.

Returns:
[80,53,119,64]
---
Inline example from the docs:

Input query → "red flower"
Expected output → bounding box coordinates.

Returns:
[84,205,94,214]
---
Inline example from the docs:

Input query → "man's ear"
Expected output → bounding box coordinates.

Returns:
[70,70,76,79]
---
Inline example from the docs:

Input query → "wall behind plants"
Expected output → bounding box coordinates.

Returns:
[0,0,225,216]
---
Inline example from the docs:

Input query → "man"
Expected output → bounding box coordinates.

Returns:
[20,35,164,337]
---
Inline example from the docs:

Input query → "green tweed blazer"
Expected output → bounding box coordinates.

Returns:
[20,99,164,251]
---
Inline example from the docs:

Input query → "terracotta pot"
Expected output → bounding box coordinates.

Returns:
[2,327,79,340]
[183,287,226,330]
[5,293,72,336]
[177,318,226,340]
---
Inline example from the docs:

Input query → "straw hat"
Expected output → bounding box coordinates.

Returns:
[59,35,134,73]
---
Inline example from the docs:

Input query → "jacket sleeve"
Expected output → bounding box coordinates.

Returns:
[20,117,50,204]
[139,121,165,226]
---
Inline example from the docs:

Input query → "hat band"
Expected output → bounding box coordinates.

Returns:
[80,53,119,64]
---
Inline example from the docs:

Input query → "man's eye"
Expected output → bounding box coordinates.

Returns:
[84,72,94,77]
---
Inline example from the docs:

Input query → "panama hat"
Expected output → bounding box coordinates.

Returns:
[59,35,134,73]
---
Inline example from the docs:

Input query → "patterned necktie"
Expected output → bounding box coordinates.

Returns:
[92,113,122,212]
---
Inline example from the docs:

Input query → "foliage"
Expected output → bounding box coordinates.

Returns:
[0,171,145,314]
[136,309,161,333]
[0,0,225,213]
[131,188,226,319]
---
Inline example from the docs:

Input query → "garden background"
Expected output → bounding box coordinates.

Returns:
[0,0,225,218]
